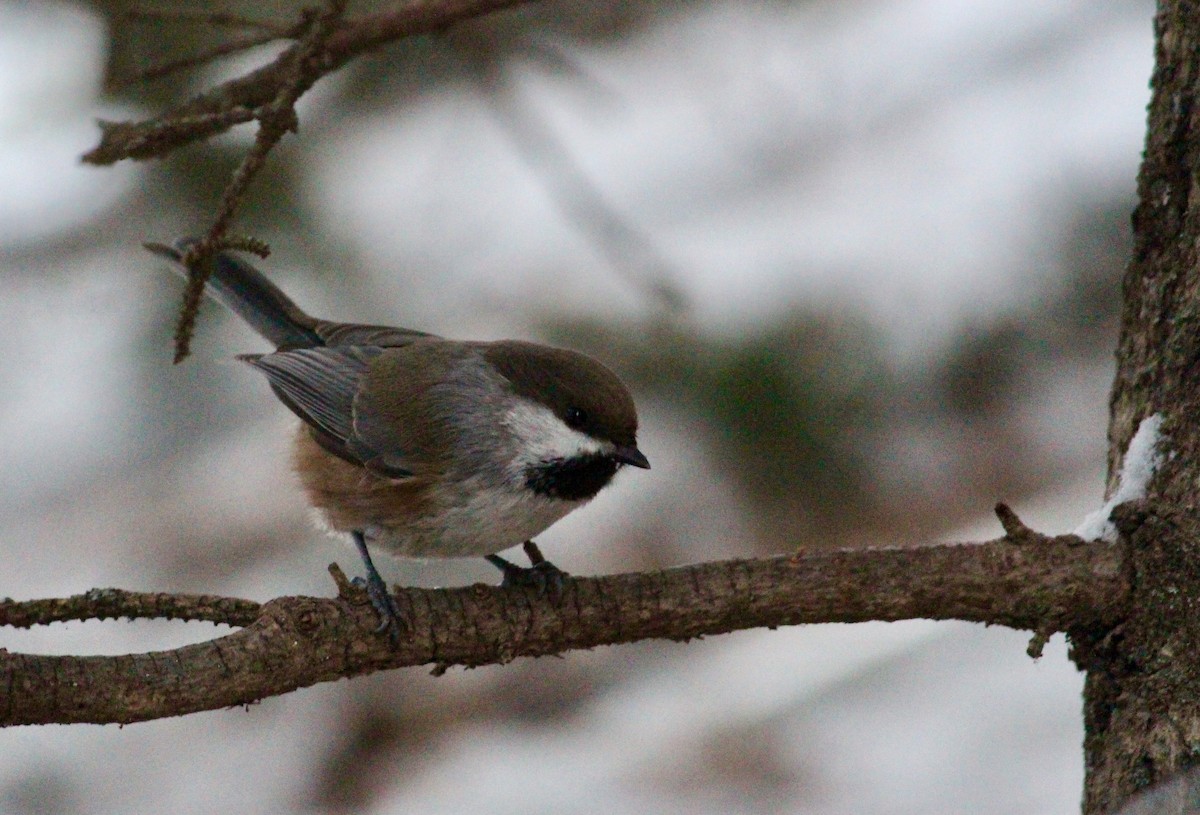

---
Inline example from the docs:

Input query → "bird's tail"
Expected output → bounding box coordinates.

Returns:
[145,239,324,349]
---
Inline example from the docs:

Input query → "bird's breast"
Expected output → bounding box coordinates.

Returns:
[291,428,587,558]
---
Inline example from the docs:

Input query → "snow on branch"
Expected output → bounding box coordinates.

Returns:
[1075,414,1165,542]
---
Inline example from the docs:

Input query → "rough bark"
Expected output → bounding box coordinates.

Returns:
[1084,3,1200,812]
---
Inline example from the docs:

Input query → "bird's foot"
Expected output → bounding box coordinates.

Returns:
[486,541,569,599]
[351,530,407,643]
[351,573,406,642]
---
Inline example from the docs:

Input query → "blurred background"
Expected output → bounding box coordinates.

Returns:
[0,0,1151,812]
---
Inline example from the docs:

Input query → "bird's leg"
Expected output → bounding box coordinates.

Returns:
[485,540,569,598]
[350,530,406,641]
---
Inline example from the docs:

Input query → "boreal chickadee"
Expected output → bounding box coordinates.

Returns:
[147,240,649,637]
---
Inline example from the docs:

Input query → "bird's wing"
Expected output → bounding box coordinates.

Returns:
[240,346,414,478]
[312,320,435,348]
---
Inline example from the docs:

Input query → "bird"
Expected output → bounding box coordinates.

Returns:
[147,239,650,638]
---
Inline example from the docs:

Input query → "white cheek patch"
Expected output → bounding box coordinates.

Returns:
[501,400,608,468]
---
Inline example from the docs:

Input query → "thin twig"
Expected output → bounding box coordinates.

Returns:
[95,107,257,163]
[0,589,261,629]
[172,0,349,363]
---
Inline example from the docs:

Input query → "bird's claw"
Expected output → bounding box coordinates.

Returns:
[352,573,407,642]
[486,542,569,599]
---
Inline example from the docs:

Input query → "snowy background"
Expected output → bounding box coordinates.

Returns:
[0,1,1152,812]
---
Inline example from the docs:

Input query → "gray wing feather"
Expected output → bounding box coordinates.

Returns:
[313,321,433,348]
[241,347,379,445]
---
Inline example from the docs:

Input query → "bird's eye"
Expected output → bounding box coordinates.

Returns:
[565,407,588,429]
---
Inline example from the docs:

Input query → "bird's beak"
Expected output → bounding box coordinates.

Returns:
[614,444,651,470]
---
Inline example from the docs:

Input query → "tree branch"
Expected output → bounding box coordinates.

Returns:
[0,589,261,629]
[0,524,1127,726]
[84,0,538,166]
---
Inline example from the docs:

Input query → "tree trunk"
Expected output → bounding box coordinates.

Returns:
[1084,3,1200,812]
